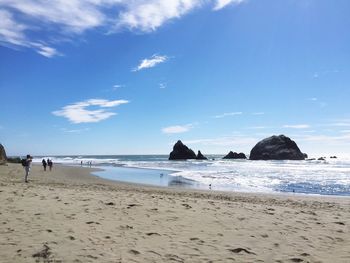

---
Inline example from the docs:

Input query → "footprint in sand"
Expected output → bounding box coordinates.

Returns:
[228,248,256,255]
[146,232,161,236]
[181,203,192,209]
[129,249,140,255]
[289,258,304,262]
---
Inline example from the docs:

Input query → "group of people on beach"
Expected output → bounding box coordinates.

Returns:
[42,158,53,171]
[22,155,54,183]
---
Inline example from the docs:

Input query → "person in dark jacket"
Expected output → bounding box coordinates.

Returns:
[42,159,47,171]
[24,155,32,183]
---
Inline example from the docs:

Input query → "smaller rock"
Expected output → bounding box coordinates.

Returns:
[318,157,326,161]
[223,151,246,159]
[330,156,337,159]
[196,150,208,160]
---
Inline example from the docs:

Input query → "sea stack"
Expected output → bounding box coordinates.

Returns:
[0,144,7,165]
[196,150,208,160]
[249,135,306,160]
[169,140,197,160]
[223,151,246,159]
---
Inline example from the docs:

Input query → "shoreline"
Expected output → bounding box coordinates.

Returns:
[89,163,350,199]
[1,163,349,262]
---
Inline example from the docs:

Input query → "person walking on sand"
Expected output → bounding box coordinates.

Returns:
[42,159,47,171]
[24,154,32,183]
[48,159,53,171]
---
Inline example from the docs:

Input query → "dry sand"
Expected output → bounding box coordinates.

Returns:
[0,163,349,263]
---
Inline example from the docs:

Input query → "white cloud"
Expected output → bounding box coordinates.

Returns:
[213,0,245,11]
[159,83,167,89]
[61,128,90,133]
[248,126,267,129]
[53,98,129,123]
[252,112,264,115]
[116,0,203,32]
[213,112,242,118]
[0,0,245,57]
[308,97,318,101]
[162,124,193,134]
[328,122,350,127]
[295,134,350,145]
[184,135,257,147]
[133,54,168,71]
[312,69,340,79]
[0,9,59,57]
[283,124,310,129]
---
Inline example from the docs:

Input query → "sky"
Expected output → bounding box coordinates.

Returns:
[1,0,350,156]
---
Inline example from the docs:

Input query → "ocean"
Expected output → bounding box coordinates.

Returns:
[33,155,350,196]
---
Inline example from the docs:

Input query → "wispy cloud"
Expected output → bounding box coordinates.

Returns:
[213,0,245,11]
[61,128,90,134]
[133,54,168,71]
[0,1,245,57]
[162,124,194,134]
[308,97,327,108]
[53,98,129,124]
[248,126,267,130]
[116,0,203,32]
[295,133,350,145]
[184,135,257,147]
[159,83,167,89]
[213,112,242,118]
[283,124,311,129]
[252,112,264,115]
[321,119,350,128]
[312,69,340,79]
[0,9,59,57]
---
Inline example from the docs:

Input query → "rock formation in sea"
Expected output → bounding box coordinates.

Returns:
[0,144,7,165]
[249,135,306,160]
[196,150,208,160]
[169,140,197,160]
[223,151,247,159]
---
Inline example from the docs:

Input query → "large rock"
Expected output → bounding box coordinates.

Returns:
[0,144,7,165]
[169,140,197,160]
[196,150,208,160]
[223,151,246,159]
[249,135,306,160]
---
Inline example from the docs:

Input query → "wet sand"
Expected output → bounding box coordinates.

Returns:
[0,163,349,262]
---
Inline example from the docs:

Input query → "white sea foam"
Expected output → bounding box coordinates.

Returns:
[32,155,350,195]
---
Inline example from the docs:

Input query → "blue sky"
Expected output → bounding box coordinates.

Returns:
[1,0,350,156]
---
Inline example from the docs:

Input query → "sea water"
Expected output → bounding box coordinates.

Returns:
[32,155,350,196]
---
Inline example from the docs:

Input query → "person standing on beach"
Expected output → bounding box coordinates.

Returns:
[42,159,47,171]
[24,154,32,183]
[48,159,53,171]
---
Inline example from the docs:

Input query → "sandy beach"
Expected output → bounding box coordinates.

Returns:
[0,163,349,262]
